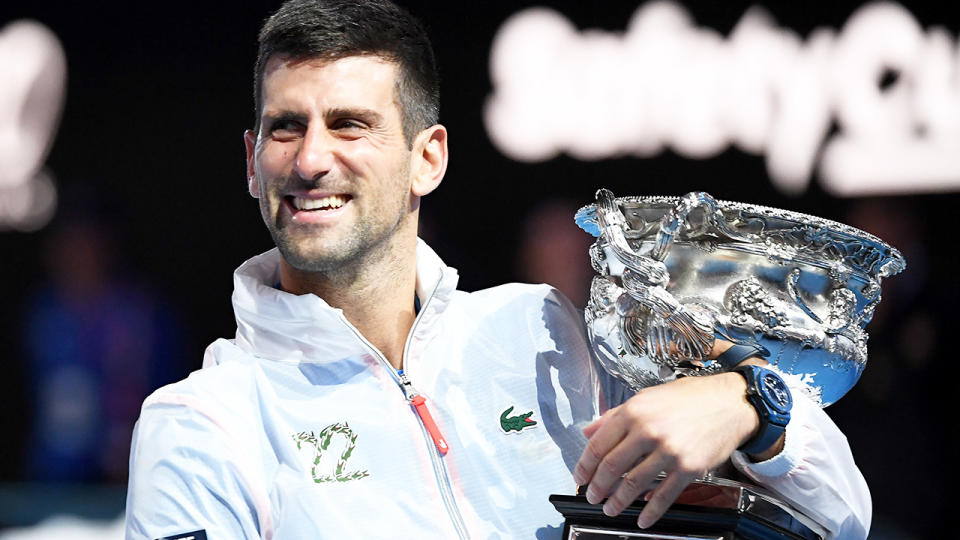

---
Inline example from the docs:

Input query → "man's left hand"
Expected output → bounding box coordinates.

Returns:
[572,372,763,528]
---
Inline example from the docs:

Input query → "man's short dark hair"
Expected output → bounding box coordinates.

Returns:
[254,0,440,147]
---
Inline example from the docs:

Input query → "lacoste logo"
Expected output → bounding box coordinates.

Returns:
[499,405,537,433]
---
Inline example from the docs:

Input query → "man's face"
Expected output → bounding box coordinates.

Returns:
[246,55,414,273]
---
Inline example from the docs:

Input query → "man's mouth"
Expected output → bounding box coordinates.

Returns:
[288,195,350,211]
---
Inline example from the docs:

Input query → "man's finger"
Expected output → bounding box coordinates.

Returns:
[583,431,656,510]
[572,416,627,490]
[581,414,607,439]
[600,448,668,517]
[637,470,697,529]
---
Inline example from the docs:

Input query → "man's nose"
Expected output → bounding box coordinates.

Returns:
[294,127,335,181]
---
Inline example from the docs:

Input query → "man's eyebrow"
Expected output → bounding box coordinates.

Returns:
[261,111,308,126]
[326,107,385,124]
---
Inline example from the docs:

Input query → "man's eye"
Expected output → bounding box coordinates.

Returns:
[333,119,363,131]
[269,120,303,135]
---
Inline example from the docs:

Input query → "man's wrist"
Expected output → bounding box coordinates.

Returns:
[722,371,762,450]
[749,433,786,461]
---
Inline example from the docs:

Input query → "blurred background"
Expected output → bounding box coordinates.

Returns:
[0,0,955,538]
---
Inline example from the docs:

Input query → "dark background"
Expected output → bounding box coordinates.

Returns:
[0,1,956,537]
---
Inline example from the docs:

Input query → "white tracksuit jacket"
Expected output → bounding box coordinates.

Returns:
[125,241,871,539]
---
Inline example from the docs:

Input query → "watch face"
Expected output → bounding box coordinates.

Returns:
[761,372,793,413]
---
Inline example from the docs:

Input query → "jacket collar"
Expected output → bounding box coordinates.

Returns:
[229,239,459,363]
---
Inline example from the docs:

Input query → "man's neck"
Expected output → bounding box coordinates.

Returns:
[279,235,418,370]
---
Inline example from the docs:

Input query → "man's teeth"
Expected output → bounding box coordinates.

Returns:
[292,195,347,210]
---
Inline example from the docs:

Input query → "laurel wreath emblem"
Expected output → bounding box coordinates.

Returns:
[293,422,370,483]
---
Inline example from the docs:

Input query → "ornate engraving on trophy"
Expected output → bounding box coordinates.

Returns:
[726,277,786,331]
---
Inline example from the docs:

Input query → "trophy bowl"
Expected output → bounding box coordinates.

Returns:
[575,189,906,406]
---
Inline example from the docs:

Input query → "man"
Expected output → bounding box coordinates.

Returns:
[126,1,870,538]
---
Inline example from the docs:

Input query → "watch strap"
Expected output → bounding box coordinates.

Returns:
[715,342,769,370]
[740,412,787,455]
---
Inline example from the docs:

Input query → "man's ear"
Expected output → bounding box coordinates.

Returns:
[410,124,448,197]
[244,129,260,198]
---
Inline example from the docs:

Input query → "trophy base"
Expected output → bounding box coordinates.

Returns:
[550,478,824,540]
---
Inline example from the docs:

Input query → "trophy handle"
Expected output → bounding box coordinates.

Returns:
[594,189,715,365]
[653,191,757,262]
[595,189,668,288]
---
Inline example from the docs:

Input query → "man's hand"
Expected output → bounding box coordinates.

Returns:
[572,372,763,529]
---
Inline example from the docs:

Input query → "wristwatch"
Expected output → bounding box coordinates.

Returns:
[732,365,793,455]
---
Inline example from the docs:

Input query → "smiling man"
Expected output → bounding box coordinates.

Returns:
[245,51,444,367]
[125,1,871,539]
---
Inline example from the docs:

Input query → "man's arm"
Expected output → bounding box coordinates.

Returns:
[126,396,268,539]
[573,371,763,525]
[573,354,870,539]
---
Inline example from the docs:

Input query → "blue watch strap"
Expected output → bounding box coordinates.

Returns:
[740,414,786,455]
[715,342,769,370]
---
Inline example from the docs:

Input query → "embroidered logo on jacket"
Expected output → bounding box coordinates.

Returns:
[499,406,538,433]
[292,422,370,483]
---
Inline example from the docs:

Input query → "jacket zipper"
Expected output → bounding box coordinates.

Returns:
[337,282,470,540]
[398,370,448,455]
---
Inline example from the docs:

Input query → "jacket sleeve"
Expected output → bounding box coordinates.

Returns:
[729,382,872,540]
[125,396,268,540]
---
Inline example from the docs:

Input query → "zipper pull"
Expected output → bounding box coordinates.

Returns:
[412,395,449,456]
[397,370,418,400]
[398,370,449,456]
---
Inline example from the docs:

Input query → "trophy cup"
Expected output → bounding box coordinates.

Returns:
[549,189,905,539]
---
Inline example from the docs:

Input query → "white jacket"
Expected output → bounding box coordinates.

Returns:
[125,241,870,539]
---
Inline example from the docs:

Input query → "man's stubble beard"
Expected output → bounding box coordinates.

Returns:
[271,213,405,278]
[263,164,412,280]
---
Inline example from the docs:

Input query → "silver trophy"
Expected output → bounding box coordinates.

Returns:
[577,189,905,406]
[550,189,905,539]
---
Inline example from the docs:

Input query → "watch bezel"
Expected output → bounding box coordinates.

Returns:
[759,371,793,415]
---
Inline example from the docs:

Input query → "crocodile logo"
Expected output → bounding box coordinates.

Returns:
[499,406,538,433]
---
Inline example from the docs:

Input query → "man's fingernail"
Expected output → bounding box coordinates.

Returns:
[602,502,616,517]
[586,489,598,504]
[637,516,651,529]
